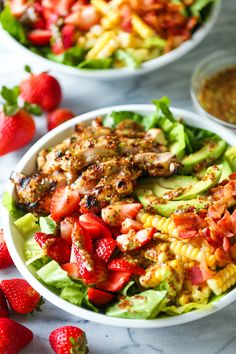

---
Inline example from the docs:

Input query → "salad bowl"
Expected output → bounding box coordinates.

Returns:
[2,104,236,328]
[0,1,221,80]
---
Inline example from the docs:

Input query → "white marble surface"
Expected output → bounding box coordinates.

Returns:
[1,1,236,353]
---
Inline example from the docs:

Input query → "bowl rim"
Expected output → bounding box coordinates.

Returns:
[190,49,236,129]
[0,1,221,79]
[2,103,236,328]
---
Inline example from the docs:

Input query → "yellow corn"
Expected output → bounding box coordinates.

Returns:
[178,292,192,306]
[192,285,211,303]
[91,0,109,14]
[86,31,118,59]
[131,14,155,39]
[207,264,236,295]
[137,211,179,239]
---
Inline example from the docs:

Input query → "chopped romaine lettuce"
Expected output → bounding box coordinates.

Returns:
[83,294,99,312]
[103,111,143,129]
[39,216,57,235]
[164,302,212,316]
[47,46,86,66]
[115,49,140,69]
[225,147,236,172]
[14,213,39,237]
[2,192,24,219]
[0,5,27,44]
[190,0,215,16]
[144,37,166,49]
[106,290,167,319]
[61,284,85,306]
[120,281,139,297]
[78,58,113,69]
[37,261,73,288]
[24,237,44,263]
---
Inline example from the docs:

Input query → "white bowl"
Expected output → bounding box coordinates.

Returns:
[0,1,221,80]
[3,104,236,328]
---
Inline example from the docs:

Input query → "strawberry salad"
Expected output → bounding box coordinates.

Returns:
[5,98,236,320]
[1,0,217,70]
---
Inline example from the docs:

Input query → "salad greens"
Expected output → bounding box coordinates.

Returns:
[0,5,27,45]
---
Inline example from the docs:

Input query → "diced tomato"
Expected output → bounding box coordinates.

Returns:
[50,186,80,221]
[79,213,112,240]
[116,227,155,252]
[96,271,131,292]
[61,263,81,279]
[101,203,142,227]
[28,29,52,46]
[187,266,204,285]
[61,24,75,49]
[87,288,114,306]
[108,258,145,275]
[94,238,117,264]
[60,217,77,245]
[121,218,143,234]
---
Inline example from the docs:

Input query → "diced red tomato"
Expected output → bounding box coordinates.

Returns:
[79,213,112,240]
[87,288,114,306]
[96,271,131,292]
[50,186,80,221]
[121,218,143,234]
[187,266,204,285]
[108,258,145,275]
[116,227,155,252]
[60,217,77,245]
[28,29,52,46]
[34,232,71,264]
[101,203,142,227]
[94,238,117,264]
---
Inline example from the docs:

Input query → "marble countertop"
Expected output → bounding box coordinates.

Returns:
[1,1,236,353]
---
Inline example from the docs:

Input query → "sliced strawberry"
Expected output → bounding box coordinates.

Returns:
[34,232,71,264]
[96,271,131,292]
[61,263,81,279]
[94,238,117,263]
[0,289,9,318]
[72,220,93,254]
[87,288,114,306]
[60,217,78,245]
[108,258,145,275]
[79,213,112,240]
[61,24,75,49]
[50,186,80,221]
[116,227,155,252]
[101,203,142,227]
[121,218,143,233]
[28,29,52,46]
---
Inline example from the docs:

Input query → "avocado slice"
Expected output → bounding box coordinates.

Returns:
[219,157,232,182]
[136,177,170,198]
[169,123,186,159]
[225,147,236,172]
[182,140,226,174]
[136,189,209,217]
[174,165,222,201]
[157,175,198,190]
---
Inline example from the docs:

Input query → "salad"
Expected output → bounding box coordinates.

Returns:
[1,0,217,70]
[4,97,236,320]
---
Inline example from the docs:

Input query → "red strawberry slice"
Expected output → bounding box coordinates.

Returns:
[108,258,145,275]
[72,220,93,254]
[0,229,13,269]
[28,29,52,46]
[61,24,75,49]
[0,289,9,317]
[94,238,117,264]
[87,288,114,306]
[121,218,143,233]
[101,203,142,227]
[116,227,155,252]
[34,232,71,264]
[60,217,78,245]
[50,186,80,221]
[49,325,88,354]
[96,271,131,292]
[79,213,112,240]
[61,263,81,279]
[0,318,33,354]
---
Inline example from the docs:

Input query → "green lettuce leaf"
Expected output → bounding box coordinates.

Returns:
[0,5,27,44]
[164,302,212,316]
[47,46,86,66]
[103,111,143,129]
[39,216,57,235]
[37,261,73,288]
[78,58,113,69]
[190,0,215,16]
[14,213,39,237]
[115,49,140,69]
[61,284,85,306]
[2,192,24,219]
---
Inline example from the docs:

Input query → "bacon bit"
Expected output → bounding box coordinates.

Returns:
[200,256,216,281]
[231,210,236,234]
[187,266,204,285]
[229,244,236,262]
[214,248,232,267]
[216,211,234,238]
[178,230,198,239]
[202,227,221,248]
[223,237,231,253]
[229,172,236,180]
[207,204,225,220]
[172,212,205,228]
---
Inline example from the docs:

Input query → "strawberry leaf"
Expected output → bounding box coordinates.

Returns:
[24,65,32,74]
[23,102,42,116]
[1,86,20,105]
[3,104,19,116]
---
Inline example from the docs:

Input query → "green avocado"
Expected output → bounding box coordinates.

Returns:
[219,157,232,182]
[174,165,222,200]
[137,178,170,198]
[169,123,186,159]
[225,147,236,172]
[182,140,226,174]
[136,189,209,217]
[157,175,198,190]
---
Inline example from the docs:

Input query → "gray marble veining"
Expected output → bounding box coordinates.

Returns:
[1,1,236,353]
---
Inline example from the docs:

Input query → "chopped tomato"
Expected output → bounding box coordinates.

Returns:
[79,213,112,240]
[101,203,142,227]
[96,271,131,292]
[50,186,80,221]
[87,288,114,306]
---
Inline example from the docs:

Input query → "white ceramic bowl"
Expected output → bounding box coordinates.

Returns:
[3,104,236,328]
[0,1,221,80]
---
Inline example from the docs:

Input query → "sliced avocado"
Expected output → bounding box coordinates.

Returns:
[169,123,186,159]
[157,175,198,190]
[219,157,232,182]
[225,147,236,172]
[136,178,170,198]
[182,140,226,174]
[136,189,209,217]
[174,165,222,201]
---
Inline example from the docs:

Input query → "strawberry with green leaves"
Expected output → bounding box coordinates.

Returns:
[49,326,88,354]
[0,229,13,269]
[0,85,41,156]
[0,278,43,314]
[0,318,33,354]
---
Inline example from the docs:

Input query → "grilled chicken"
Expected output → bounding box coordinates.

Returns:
[13,116,180,215]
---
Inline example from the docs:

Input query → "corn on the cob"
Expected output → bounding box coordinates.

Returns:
[131,14,155,39]
[207,264,236,295]
[86,31,118,59]
[137,211,179,238]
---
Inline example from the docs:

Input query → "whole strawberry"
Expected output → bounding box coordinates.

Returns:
[20,66,62,111]
[0,289,9,317]
[0,229,13,269]
[0,318,33,354]
[47,108,75,131]
[0,279,42,314]
[49,326,88,354]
